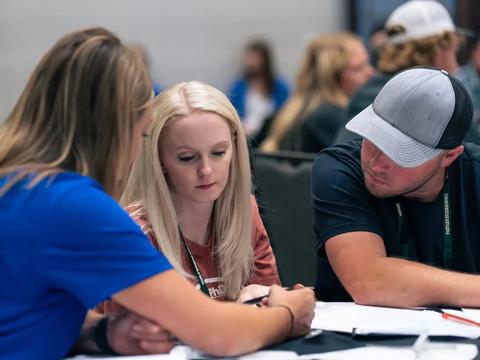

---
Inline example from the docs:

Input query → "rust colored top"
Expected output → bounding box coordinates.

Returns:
[97,195,280,313]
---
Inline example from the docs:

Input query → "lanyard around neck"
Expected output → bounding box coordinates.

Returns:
[178,227,211,297]
[395,173,453,269]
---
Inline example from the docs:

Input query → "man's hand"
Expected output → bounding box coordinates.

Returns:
[107,312,175,355]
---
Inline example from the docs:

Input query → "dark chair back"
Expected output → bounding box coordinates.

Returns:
[252,150,317,287]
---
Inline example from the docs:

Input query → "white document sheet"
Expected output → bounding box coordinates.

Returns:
[237,350,299,359]
[312,302,480,338]
[297,343,478,360]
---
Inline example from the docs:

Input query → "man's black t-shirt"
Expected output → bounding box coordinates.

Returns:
[313,139,480,301]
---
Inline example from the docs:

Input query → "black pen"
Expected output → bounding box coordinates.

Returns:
[416,305,463,313]
[243,295,268,305]
[242,287,293,305]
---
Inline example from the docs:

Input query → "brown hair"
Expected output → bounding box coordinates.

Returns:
[378,29,460,73]
[0,27,151,198]
[245,40,275,95]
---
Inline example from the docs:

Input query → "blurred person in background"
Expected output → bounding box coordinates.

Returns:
[260,32,373,153]
[456,37,480,132]
[368,19,388,69]
[228,40,289,146]
[334,0,480,145]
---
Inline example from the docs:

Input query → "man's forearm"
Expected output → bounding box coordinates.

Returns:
[352,257,480,307]
[326,233,480,308]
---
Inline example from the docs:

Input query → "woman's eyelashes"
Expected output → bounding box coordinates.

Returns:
[178,150,227,162]
[179,154,195,162]
[212,150,227,157]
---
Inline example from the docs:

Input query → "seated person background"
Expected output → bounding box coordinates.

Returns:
[334,0,480,145]
[313,67,480,308]
[0,27,315,359]
[457,37,480,131]
[367,19,388,69]
[260,32,373,153]
[98,81,280,315]
[228,39,289,145]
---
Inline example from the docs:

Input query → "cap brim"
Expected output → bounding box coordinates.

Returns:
[456,27,476,38]
[387,27,475,45]
[346,105,443,168]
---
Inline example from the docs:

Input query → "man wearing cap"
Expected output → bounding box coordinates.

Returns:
[313,67,480,306]
[334,0,480,145]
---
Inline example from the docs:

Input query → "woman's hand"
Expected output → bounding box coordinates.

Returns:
[264,284,315,338]
[237,284,271,303]
[108,312,175,354]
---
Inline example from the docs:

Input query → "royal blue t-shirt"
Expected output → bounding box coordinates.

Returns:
[0,172,172,359]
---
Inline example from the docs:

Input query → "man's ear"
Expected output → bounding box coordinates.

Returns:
[441,145,464,167]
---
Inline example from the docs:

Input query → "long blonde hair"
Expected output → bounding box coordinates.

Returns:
[0,27,151,199]
[261,32,362,152]
[123,81,253,300]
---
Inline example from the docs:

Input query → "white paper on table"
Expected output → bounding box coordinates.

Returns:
[312,302,480,338]
[297,343,477,360]
[237,350,299,359]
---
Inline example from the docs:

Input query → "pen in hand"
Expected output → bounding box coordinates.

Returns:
[243,287,293,305]
[242,285,314,305]
[243,295,269,305]
[242,286,311,305]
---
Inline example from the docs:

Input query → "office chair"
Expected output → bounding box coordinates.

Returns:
[252,150,317,287]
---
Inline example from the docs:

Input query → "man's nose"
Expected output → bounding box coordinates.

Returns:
[369,148,389,171]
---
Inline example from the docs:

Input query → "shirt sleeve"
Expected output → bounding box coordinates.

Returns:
[98,203,161,314]
[32,184,172,309]
[246,195,282,286]
[312,145,384,253]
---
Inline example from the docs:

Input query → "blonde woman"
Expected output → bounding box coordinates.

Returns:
[260,32,373,152]
[0,27,315,358]
[99,81,281,315]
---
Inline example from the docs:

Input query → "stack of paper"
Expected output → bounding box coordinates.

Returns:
[312,302,480,338]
